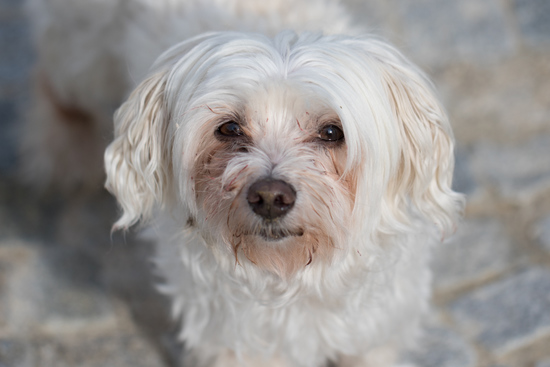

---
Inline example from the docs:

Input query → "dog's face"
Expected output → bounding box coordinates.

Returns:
[188,83,354,277]
[105,32,462,278]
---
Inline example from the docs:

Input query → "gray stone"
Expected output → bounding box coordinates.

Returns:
[514,0,550,48]
[450,268,550,355]
[453,146,479,197]
[343,0,398,40]
[392,0,514,66]
[0,238,169,366]
[29,336,165,367]
[0,335,164,367]
[470,135,550,202]
[0,101,17,174]
[0,0,25,10]
[536,359,550,367]
[0,240,117,335]
[0,243,43,333]
[533,215,550,254]
[439,54,550,145]
[405,318,477,367]
[39,251,113,323]
[0,17,33,90]
[432,217,519,291]
[0,339,30,367]
[0,184,20,239]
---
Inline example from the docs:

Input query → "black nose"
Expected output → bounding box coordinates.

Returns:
[247,179,296,220]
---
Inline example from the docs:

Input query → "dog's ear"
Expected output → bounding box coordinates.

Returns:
[104,33,251,230]
[373,45,464,236]
[104,70,171,230]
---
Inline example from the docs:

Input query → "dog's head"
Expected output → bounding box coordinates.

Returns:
[105,31,463,278]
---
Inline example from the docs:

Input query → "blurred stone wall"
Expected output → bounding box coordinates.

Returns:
[346,0,550,144]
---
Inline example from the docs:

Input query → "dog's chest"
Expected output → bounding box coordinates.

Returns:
[152,217,433,366]
[154,232,402,363]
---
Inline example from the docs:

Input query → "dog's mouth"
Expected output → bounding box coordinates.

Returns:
[244,227,304,242]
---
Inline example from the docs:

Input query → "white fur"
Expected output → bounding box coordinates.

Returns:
[26,1,464,366]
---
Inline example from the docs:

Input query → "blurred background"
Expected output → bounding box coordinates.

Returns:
[1,0,549,366]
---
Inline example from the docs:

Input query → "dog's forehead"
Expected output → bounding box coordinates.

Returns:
[241,81,338,131]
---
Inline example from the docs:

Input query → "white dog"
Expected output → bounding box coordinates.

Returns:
[24,0,464,366]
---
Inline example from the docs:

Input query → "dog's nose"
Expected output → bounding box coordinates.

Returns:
[247,179,296,220]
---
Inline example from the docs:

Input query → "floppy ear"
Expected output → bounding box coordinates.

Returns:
[374,45,464,236]
[104,33,260,230]
[104,70,171,230]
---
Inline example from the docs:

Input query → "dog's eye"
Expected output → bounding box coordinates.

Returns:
[318,125,344,142]
[217,121,243,137]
